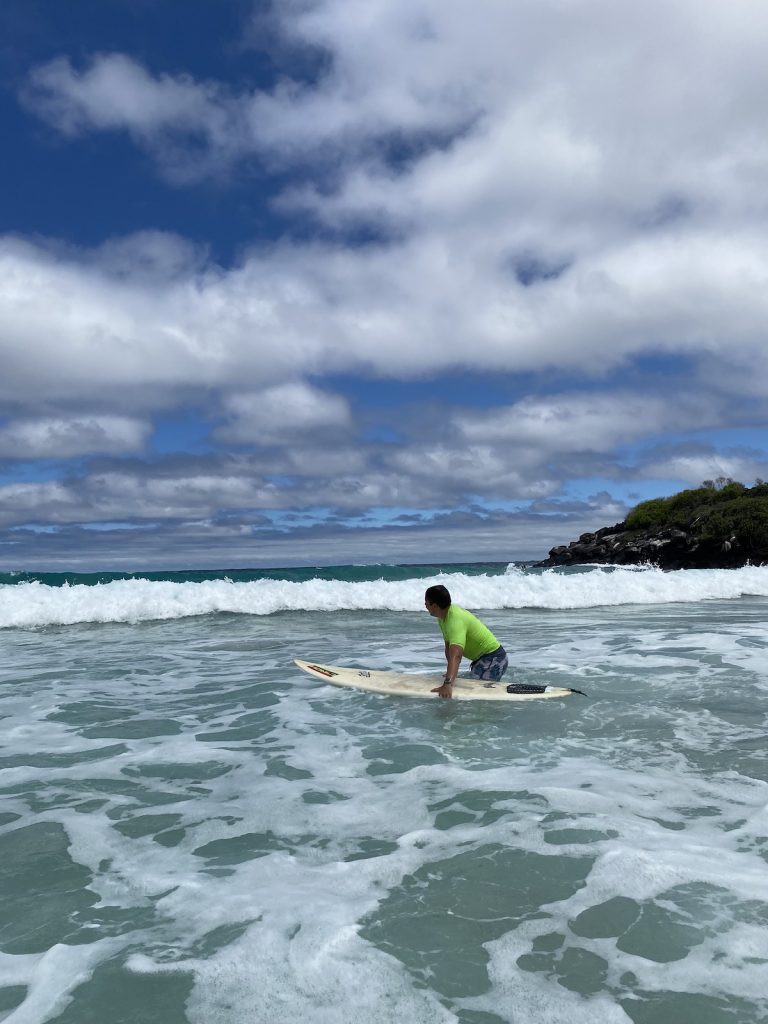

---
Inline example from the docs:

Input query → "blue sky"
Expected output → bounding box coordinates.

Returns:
[2,0,768,570]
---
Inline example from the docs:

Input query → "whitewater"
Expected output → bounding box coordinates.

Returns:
[1,562,767,1023]
[3,563,768,628]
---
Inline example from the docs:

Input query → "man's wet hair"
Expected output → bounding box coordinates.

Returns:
[425,585,451,609]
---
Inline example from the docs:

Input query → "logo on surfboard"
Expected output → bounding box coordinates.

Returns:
[307,664,339,677]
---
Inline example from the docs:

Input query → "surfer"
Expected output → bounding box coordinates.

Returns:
[424,585,508,698]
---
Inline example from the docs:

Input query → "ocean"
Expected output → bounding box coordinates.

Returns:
[1,562,767,1023]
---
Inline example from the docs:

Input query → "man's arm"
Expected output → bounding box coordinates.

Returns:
[432,644,463,698]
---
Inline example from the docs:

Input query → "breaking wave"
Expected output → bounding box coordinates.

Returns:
[2,563,768,629]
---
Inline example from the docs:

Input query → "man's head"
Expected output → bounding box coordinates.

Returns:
[424,585,451,617]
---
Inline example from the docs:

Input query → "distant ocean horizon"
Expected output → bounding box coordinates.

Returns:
[2,561,768,1021]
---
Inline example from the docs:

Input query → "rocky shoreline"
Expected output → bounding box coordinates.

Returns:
[536,520,756,570]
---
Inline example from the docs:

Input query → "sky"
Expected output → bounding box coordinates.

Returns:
[2,0,768,571]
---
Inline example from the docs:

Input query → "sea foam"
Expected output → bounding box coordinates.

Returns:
[2,564,768,629]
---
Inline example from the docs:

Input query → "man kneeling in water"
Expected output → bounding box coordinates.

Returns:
[424,585,509,699]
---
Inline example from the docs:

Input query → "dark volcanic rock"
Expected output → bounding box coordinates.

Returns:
[536,520,751,570]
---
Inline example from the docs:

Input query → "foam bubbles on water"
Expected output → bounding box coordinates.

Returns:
[2,596,768,1021]
[0,941,121,1024]
[127,855,458,1024]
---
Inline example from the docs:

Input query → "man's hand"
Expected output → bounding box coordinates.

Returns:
[431,682,454,699]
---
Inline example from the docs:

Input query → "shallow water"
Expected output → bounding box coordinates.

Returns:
[1,566,767,1022]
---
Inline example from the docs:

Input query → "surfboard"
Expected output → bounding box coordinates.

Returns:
[293,659,581,701]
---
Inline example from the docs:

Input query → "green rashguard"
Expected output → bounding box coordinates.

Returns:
[438,605,500,661]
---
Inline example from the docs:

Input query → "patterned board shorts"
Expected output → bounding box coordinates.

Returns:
[469,646,509,682]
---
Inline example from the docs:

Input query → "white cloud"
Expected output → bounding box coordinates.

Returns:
[454,393,725,453]
[217,382,352,444]
[0,471,286,527]
[11,1,768,410]
[283,446,367,476]
[22,6,483,175]
[84,470,282,519]
[1,426,763,548]
[389,443,557,499]
[6,0,768,560]
[91,231,208,280]
[638,454,768,488]
[0,481,79,526]
[0,442,557,529]
[0,415,150,458]
[25,54,196,133]
[0,505,622,570]
[23,0,768,222]
[0,234,322,406]
[3,227,768,414]
[268,0,768,238]
[23,54,246,182]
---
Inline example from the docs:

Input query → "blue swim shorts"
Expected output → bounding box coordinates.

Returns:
[469,646,508,682]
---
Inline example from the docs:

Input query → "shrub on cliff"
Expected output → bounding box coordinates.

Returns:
[667,487,718,512]
[626,482,768,554]
[625,497,671,530]
[698,498,768,553]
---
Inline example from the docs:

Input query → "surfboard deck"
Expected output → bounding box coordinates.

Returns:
[293,659,576,701]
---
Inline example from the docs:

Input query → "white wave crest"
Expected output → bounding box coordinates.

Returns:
[2,565,768,628]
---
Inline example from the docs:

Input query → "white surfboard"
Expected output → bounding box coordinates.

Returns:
[293,659,580,701]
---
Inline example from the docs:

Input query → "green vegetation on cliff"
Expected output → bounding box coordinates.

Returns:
[626,479,768,554]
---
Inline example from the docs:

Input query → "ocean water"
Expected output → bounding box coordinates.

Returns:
[1,562,767,1024]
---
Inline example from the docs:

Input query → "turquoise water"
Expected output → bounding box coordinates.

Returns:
[1,564,767,1022]
[0,562,512,589]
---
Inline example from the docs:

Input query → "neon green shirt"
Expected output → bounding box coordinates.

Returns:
[438,605,500,661]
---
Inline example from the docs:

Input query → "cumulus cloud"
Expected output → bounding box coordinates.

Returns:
[5,0,768,564]
[10,0,768,411]
[22,0,768,219]
[1,425,763,560]
[0,467,279,527]
[216,381,352,444]
[453,392,726,453]
[0,481,80,526]
[638,453,768,488]
[4,227,768,414]
[0,426,610,530]
[21,7,481,179]
[0,233,325,407]
[0,501,623,570]
[388,443,557,499]
[0,415,150,458]
[22,54,247,182]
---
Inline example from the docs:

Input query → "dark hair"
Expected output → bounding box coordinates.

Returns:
[425,584,451,609]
